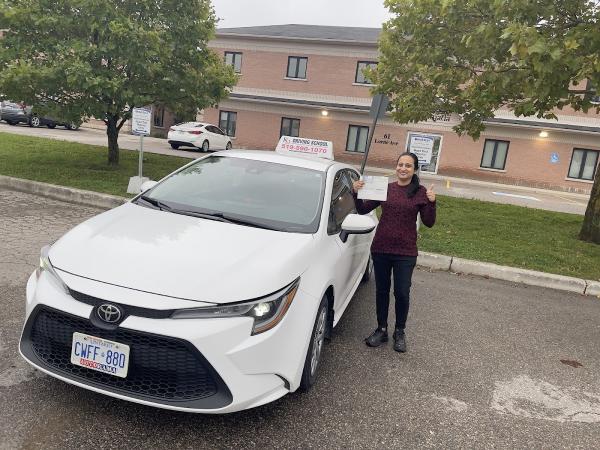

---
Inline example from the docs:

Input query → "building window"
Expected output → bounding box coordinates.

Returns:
[346,125,369,153]
[280,117,300,137]
[355,61,377,84]
[586,80,600,104]
[480,139,509,170]
[224,52,242,73]
[153,105,165,128]
[286,56,308,79]
[568,148,599,181]
[219,111,237,137]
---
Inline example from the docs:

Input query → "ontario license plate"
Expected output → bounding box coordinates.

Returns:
[71,332,130,378]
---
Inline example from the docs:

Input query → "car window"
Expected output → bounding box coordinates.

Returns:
[214,127,225,135]
[146,156,326,233]
[327,170,357,235]
[205,126,215,133]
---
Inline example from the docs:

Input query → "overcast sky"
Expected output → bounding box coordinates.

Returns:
[211,0,392,29]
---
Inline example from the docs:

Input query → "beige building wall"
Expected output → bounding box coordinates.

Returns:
[206,31,599,194]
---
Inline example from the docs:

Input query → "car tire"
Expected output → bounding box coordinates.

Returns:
[6,121,17,126]
[29,116,41,128]
[226,141,232,150]
[170,143,180,150]
[299,295,328,392]
[47,123,56,129]
[65,123,79,130]
[201,140,209,152]
[361,255,373,283]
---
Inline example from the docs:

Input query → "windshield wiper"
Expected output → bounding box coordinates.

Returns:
[170,209,282,231]
[136,195,172,211]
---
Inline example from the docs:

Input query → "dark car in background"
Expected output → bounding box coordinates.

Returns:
[0,101,80,130]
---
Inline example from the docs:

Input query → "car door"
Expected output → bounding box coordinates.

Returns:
[327,169,366,311]
[206,126,225,149]
[212,126,229,149]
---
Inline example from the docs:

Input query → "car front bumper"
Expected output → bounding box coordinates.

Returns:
[20,271,319,413]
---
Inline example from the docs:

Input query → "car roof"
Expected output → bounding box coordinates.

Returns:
[176,122,210,127]
[214,149,351,172]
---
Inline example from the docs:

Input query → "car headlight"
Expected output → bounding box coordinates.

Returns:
[171,278,300,335]
[35,245,69,293]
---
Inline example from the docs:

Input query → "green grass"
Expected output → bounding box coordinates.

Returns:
[415,196,600,280]
[0,132,189,197]
[1,131,599,280]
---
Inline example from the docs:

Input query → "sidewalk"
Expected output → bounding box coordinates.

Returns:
[2,175,599,297]
[362,165,590,200]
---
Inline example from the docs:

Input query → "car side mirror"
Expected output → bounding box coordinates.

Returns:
[339,214,376,243]
[140,180,158,193]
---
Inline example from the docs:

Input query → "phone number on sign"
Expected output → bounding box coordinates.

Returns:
[281,144,328,154]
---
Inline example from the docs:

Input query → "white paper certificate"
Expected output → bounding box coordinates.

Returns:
[358,176,388,201]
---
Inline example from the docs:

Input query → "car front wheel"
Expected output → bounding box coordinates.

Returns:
[299,295,328,391]
[226,141,232,150]
[170,143,180,150]
[201,140,209,152]
[29,116,41,127]
[65,123,79,130]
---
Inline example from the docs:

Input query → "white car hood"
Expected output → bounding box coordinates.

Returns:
[50,203,315,303]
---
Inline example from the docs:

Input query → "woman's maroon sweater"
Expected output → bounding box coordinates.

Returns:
[354,182,436,257]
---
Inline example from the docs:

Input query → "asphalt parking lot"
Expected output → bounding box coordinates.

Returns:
[1,189,599,449]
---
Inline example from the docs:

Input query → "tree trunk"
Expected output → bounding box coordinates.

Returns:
[106,116,120,166]
[579,169,600,244]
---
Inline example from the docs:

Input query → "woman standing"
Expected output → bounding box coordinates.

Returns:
[353,152,436,352]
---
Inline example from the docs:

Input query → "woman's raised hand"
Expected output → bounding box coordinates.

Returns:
[352,180,365,193]
[426,184,436,202]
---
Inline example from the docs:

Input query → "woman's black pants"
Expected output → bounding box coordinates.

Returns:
[372,253,417,330]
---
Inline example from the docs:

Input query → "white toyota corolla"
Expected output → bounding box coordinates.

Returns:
[19,149,377,413]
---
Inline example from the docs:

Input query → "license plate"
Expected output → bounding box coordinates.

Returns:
[71,332,130,378]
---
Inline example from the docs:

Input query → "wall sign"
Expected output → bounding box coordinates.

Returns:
[408,135,435,165]
[550,152,560,164]
[374,133,400,146]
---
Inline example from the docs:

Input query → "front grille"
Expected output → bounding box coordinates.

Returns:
[68,288,175,319]
[21,306,232,409]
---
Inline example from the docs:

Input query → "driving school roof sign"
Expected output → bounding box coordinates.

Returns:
[276,136,334,160]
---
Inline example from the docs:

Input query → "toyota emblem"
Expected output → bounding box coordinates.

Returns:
[97,304,123,323]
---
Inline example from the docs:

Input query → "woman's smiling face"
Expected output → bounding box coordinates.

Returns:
[396,155,415,184]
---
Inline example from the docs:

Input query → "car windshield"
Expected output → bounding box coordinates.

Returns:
[141,155,326,233]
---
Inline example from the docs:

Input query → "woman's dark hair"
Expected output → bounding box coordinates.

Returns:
[397,152,420,198]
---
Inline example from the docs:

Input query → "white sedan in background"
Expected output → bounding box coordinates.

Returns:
[167,122,232,151]
[20,150,377,413]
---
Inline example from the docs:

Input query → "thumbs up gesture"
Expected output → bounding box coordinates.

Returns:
[426,184,436,202]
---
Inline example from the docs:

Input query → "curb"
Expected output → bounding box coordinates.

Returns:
[0,175,127,210]
[417,252,598,297]
[2,176,598,297]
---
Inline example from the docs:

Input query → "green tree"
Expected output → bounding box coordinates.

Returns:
[0,0,236,165]
[377,0,600,244]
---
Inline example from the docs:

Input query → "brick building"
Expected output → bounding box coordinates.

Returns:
[201,24,599,194]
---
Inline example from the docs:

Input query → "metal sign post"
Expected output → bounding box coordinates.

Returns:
[138,134,144,180]
[127,106,152,194]
[360,94,389,175]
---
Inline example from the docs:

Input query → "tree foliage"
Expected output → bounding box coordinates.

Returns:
[0,0,236,164]
[377,0,600,243]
